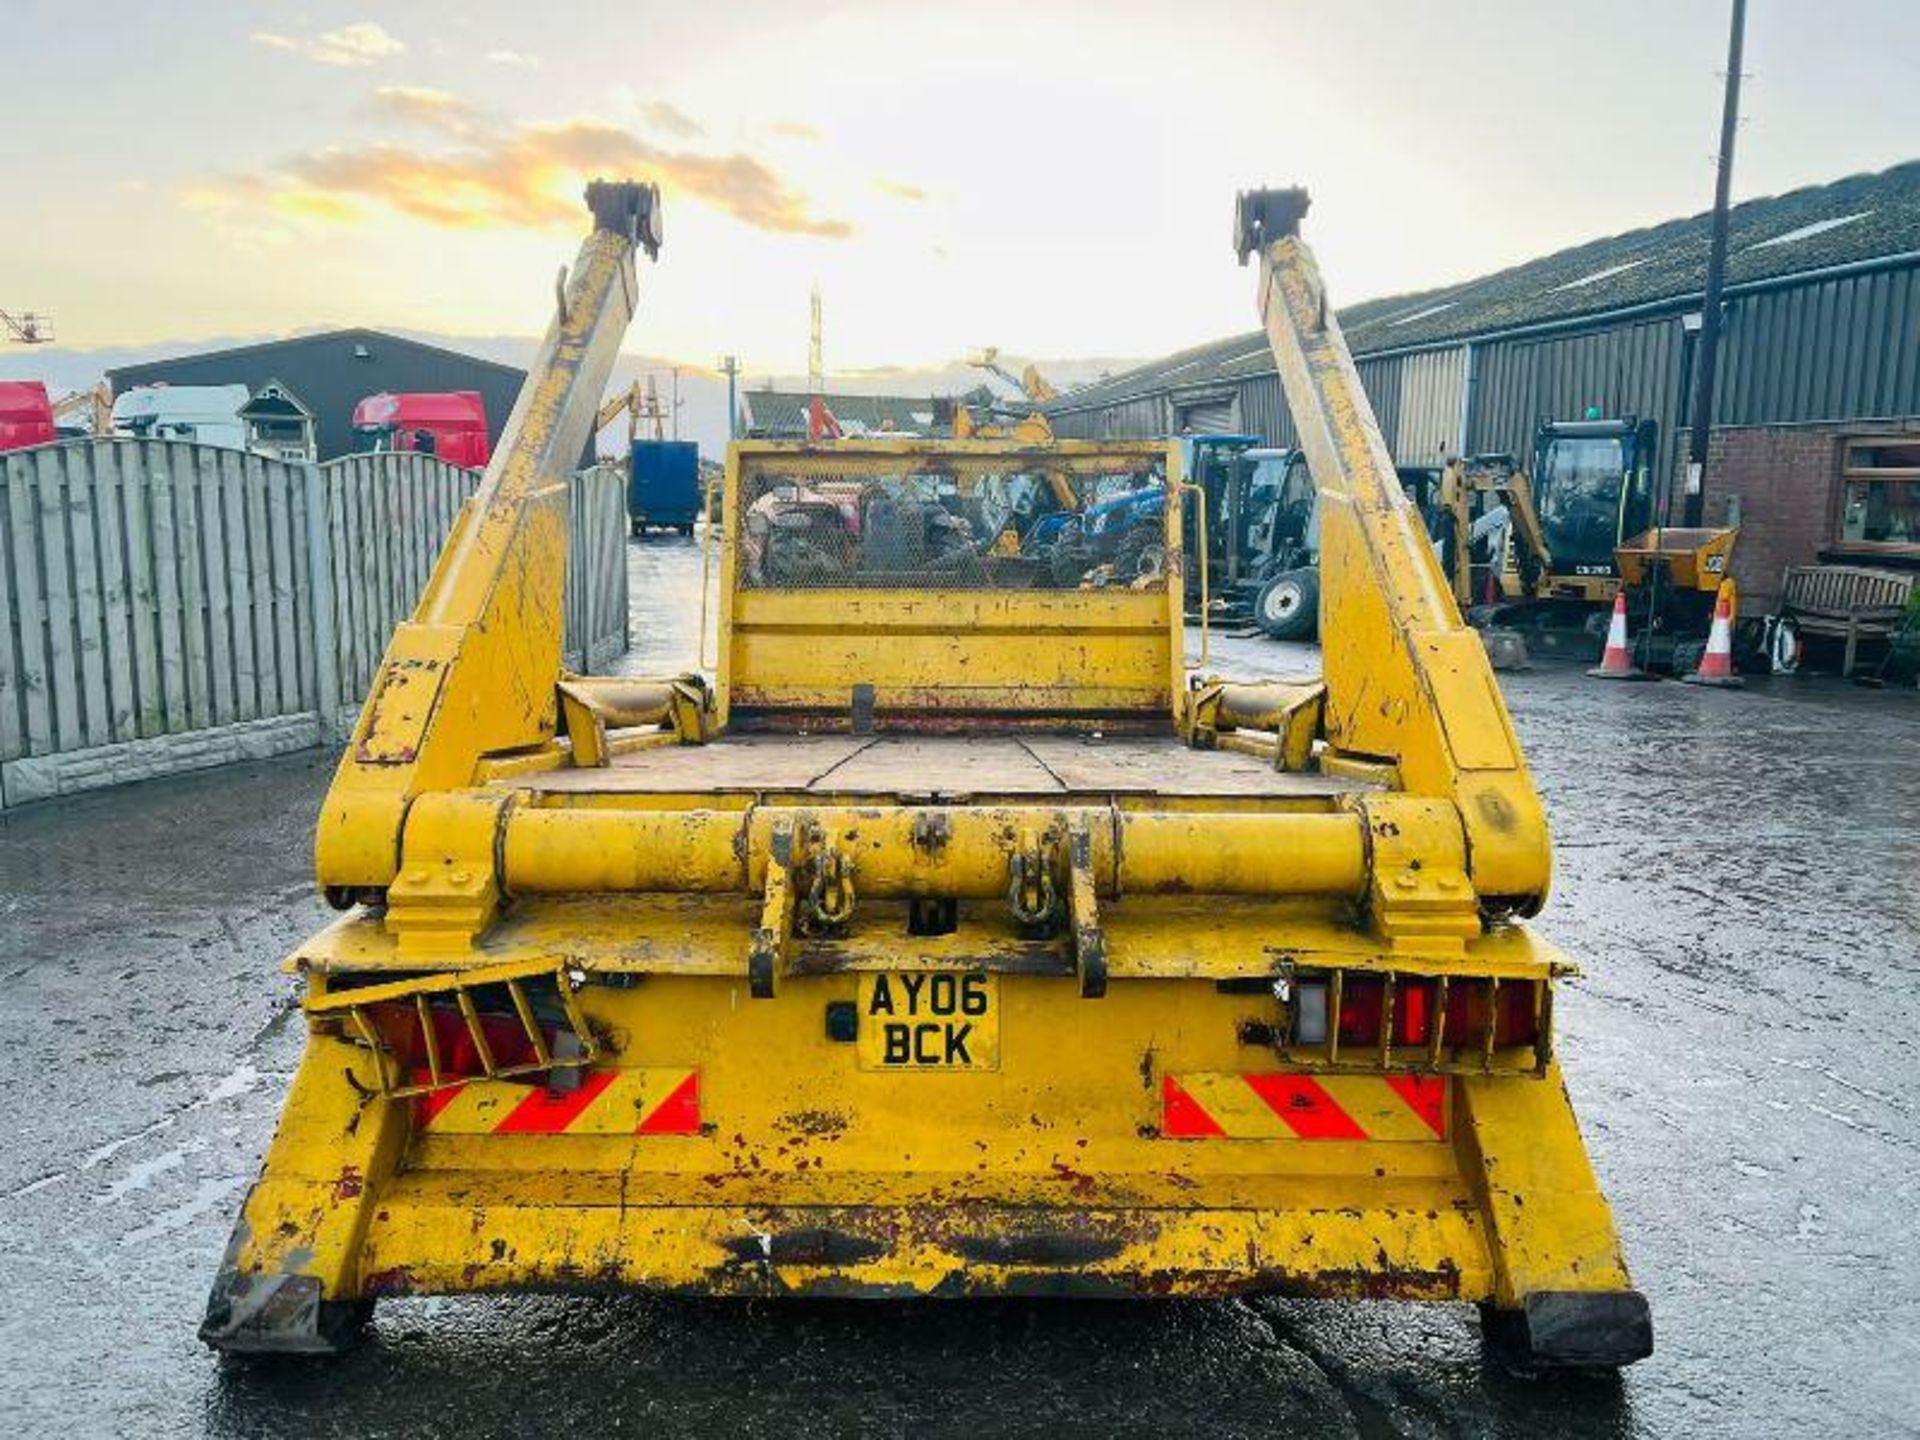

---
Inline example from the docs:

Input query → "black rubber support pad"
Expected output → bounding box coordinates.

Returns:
[200,1270,372,1356]
[1488,1290,1655,1371]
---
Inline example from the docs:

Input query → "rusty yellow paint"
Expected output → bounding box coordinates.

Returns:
[312,197,652,890]
[492,803,1372,901]
[286,891,1572,983]
[1456,1069,1637,1304]
[357,1195,1495,1302]
[380,790,513,957]
[215,975,1627,1319]
[1251,229,1551,911]
[1187,679,1326,770]
[203,186,1643,1364]
[353,647,450,763]
[215,1034,409,1300]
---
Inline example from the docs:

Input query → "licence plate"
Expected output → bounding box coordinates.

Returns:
[856,971,999,1071]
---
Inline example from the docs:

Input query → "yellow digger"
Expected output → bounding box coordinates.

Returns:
[1438,433,1739,668]
[201,180,1649,1371]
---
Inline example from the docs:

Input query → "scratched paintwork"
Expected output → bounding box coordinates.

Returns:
[201,186,1645,1368]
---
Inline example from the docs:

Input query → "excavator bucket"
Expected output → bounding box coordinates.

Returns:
[201,182,1649,1372]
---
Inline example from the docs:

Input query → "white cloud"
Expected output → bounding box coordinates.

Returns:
[768,120,824,144]
[605,83,704,139]
[251,21,406,68]
[485,49,542,70]
[368,84,489,139]
[191,105,853,239]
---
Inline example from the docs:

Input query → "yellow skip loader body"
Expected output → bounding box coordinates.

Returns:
[201,180,1650,1370]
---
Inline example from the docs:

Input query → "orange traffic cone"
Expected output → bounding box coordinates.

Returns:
[1587,592,1656,680]
[1683,579,1743,688]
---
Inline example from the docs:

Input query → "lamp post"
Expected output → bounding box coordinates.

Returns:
[1685,0,1748,526]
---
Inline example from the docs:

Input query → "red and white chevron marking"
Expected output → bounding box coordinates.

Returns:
[415,1069,700,1136]
[1161,1072,1448,1141]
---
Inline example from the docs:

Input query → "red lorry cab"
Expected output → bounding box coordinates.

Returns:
[351,391,491,469]
[0,381,57,453]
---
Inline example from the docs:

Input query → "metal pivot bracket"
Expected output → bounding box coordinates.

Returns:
[749,815,803,998]
[1065,818,1107,998]
[1185,678,1229,748]
[1186,678,1325,771]
[1354,796,1482,956]
[384,791,513,958]
[558,674,713,767]
[665,678,713,744]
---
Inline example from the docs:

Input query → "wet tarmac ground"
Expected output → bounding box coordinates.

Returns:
[3,533,1917,1437]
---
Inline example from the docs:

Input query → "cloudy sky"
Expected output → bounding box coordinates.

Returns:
[7,0,1918,375]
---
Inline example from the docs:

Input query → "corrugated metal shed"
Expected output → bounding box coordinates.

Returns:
[107,329,534,462]
[1715,264,1920,425]
[1394,348,1467,465]
[1050,161,1920,456]
[1056,333,1276,424]
[743,389,968,438]
[1470,318,1689,482]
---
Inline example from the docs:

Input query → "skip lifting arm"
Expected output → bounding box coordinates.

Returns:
[1234,188,1551,915]
[1238,188,1649,1369]
[315,182,663,892]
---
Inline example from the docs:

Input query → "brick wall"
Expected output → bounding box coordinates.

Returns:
[1698,425,1842,611]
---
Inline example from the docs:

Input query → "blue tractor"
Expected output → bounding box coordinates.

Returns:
[1181,436,1321,639]
[1019,435,1323,638]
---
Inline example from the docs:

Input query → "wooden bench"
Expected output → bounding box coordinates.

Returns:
[1778,565,1916,676]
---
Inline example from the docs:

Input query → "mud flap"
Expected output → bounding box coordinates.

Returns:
[1481,1290,1653,1372]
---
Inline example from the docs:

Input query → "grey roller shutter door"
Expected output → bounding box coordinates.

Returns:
[1175,398,1236,434]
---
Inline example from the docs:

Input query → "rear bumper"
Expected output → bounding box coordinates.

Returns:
[203,966,1647,1366]
[203,1180,1648,1366]
[357,1187,1491,1302]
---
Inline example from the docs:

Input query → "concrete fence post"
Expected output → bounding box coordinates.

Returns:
[301,459,343,742]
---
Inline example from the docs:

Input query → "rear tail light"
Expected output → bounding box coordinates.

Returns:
[358,991,571,1084]
[310,963,597,1097]
[1335,979,1382,1046]
[1396,980,1433,1046]
[1288,973,1542,1052]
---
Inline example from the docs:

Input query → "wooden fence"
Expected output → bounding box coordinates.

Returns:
[0,439,629,808]
[565,462,633,675]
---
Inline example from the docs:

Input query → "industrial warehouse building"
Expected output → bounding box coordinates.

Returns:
[106,328,530,463]
[739,387,999,438]
[1048,162,1920,608]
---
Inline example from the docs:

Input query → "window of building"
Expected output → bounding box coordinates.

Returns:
[1836,436,1920,554]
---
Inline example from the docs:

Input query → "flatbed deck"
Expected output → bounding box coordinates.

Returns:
[507,734,1371,800]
